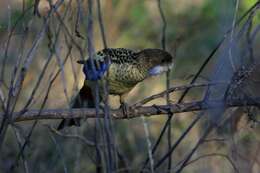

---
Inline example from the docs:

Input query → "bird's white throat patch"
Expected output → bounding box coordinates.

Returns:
[149,63,173,76]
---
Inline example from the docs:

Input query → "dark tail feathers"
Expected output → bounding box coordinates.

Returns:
[57,83,94,130]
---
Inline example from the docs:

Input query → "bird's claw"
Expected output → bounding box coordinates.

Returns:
[120,102,130,119]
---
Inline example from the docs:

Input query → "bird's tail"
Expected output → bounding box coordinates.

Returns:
[57,83,94,130]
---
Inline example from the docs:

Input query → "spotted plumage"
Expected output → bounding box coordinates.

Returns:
[58,48,174,130]
[97,48,138,64]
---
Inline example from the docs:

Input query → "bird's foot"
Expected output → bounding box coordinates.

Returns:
[120,102,130,119]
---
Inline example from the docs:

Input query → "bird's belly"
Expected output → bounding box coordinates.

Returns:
[108,79,133,95]
[105,63,145,95]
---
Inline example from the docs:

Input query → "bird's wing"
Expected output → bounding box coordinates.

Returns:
[79,48,141,81]
[97,48,138,64]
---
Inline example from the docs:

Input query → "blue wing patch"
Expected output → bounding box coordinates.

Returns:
[83,58,110,81]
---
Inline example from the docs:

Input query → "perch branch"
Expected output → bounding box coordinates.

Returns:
[4,97,259,122]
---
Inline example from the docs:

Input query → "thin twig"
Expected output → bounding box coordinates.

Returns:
[133,82,228,107]
[96,0,117,171]
[9,1,72,166]
[48,130,68,173]
[86,1,104,172]
[154,113,203,170]
[175,125,214,173]
[47,125,97,147]
[174,153,238,173]
[0,4,51,151]
[157,0,171,170]
[141,116,154,173]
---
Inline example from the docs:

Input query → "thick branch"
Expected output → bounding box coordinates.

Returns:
[2,98,259,122]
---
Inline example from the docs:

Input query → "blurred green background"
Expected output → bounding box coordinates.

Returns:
[0,0,260,172]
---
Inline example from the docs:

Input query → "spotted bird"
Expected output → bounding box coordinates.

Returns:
[58,48,174,130]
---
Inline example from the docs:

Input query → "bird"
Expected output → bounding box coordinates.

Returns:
[57,48,174,130]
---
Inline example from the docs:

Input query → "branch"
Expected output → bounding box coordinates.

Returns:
[4,97,259,122]
[133,82,228,107]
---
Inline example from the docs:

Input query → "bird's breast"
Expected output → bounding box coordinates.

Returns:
[106,63,147,95]
[86,63,148,96]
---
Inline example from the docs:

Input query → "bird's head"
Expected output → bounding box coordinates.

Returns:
[137,49,174,76]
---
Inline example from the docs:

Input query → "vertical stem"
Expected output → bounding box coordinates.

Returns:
[157,0,172,170]
[97,0,117,171]
[228,0,240,72]
[87,0,102,171]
